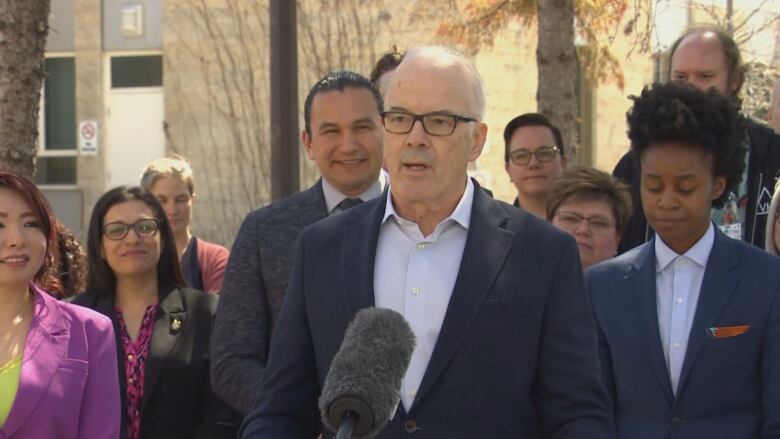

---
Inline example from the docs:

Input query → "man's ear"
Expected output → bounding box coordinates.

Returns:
[302,130,315,160]
[468,122,488,161]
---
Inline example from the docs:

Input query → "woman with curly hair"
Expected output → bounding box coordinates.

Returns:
[586,82,780,438]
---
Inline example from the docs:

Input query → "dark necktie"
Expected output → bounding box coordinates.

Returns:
[337,197,363,211]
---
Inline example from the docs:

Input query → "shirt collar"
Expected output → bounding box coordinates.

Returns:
[321,172,386,214]
[655,222,715,272]
[382,178,474,230]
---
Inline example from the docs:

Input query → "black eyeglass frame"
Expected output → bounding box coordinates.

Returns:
[507,145,562,166]
[102,218,160,241]
[381,111,478,136]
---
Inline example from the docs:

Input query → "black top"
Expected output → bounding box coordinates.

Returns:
[71,285,241,439]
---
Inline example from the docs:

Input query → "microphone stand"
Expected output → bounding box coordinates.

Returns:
[335,410,358,439]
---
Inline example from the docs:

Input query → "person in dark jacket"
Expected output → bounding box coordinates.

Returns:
[613,25,780,254]
[71,186,240,439]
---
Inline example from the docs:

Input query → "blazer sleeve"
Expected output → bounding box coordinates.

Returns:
[762,280,780,438]
[196,309,242,439]
[537,238,615,439]
[584,273,617,406]
[77,313,122,439]
[210,213,272,414]
[239,232,321,438]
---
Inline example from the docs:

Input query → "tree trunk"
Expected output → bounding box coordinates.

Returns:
[536,0,577,159]
[0,0,50,179]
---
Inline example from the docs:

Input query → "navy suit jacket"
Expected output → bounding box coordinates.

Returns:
[586,228,780,439]
[240,183,614,439]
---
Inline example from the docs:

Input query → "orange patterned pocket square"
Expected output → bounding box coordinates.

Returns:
[706,325,750,339]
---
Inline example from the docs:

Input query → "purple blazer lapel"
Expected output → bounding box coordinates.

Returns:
[1,288,69,437]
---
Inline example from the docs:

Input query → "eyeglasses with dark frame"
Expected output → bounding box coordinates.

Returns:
[508,145,561,166]
[102,218,160,241]
[381,111,477,136]
[554,210,616,234]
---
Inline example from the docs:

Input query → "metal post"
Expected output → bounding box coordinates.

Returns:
[270,0,299,201]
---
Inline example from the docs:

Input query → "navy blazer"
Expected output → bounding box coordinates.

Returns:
[240,182,614,439]
[586,228,780,439]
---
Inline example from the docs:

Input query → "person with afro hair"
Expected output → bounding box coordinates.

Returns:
[586,82,780,439]
[613,26,780,254]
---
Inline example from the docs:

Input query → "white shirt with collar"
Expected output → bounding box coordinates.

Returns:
[321,171,386,216]
[374,178,474,411]
[654,222,715,395]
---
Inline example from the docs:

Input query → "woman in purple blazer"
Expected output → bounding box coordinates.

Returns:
[0,171,120,438]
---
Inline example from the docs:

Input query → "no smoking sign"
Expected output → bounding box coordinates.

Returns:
[79,120,99,155]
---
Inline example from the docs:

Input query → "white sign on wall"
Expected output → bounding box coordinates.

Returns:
[79,120,99,155]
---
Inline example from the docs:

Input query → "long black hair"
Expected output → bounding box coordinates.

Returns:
[85,186,185,295]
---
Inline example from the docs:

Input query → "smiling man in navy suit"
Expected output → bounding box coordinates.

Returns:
[240,46,614,439]
[587,82,780,439]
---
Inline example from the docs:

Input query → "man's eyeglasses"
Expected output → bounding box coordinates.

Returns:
[381,111,477,136]
[554,210,615,234]
[508,146,560,166]
[102,219,160,241]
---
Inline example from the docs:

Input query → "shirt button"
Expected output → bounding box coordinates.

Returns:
[412,287,420,295]
[127,354,134,361]
[417,243,425,250]
[671,416,684,427]
[676,297,683,304]
[404,420,418,433]
[673,341,681,349]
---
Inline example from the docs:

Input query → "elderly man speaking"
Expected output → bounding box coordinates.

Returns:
[239,46,614,439]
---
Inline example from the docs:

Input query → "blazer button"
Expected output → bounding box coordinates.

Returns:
[404,420,418,433]
[671,417,684,427]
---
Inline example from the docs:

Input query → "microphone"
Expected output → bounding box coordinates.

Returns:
[319,307,416,439]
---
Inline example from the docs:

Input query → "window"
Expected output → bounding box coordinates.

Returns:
[37,56,77,186]
[110,55,163,88]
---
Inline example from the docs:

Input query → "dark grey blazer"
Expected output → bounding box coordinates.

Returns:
[210,179,328,414]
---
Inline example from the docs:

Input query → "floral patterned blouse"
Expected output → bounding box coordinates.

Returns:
[116,305,157,439]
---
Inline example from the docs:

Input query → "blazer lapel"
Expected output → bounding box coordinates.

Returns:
[1,289,69,437]
[631,243,675,403]
[141,287,186,414]
[340,192,386,315]
[411,187,513,410]
[90,294,130,417]
[676,229,738,397]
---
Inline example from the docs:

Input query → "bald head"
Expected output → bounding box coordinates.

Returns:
[386,46,486,120]
[669,27,744,99]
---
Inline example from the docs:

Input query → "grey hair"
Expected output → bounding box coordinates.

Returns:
[402,46,486,120]
[765,178,780,255]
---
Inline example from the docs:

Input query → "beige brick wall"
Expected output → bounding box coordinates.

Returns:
[74,0,105,231]
[160,0,661,243]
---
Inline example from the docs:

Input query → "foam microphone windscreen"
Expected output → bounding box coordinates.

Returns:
[319,307,416,439]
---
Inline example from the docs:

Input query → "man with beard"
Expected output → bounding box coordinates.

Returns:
[613,25,780,253]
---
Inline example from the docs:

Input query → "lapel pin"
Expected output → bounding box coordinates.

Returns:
[170,317,182,332]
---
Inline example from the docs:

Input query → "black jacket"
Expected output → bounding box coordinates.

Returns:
[613,119,780,254]
[71,286,241,439]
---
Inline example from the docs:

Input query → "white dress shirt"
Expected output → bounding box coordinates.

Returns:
[321,172,386,215]
[374,179,474,411]
[654,222,715,394]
